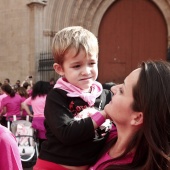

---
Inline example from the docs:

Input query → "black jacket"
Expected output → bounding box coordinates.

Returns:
[39,88,112,166]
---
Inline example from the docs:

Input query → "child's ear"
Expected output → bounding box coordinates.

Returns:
[53,63,64,76]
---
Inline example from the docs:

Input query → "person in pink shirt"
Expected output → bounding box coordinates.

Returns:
[0,82,3,94]
[22,81,51,151]
[0,84,22,127]
[89,61,170,170]
[21,76,33,97]
[17,87,29,118]
[0,84,7,113]
[0,124,22,170]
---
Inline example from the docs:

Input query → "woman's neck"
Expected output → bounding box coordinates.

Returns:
[109,128,136,158]
[109,139,126,158]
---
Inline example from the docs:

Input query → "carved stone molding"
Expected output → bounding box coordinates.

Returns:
[27,0,47,6]
[43,30,56,37]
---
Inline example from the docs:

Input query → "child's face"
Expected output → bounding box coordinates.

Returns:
[60,48,98,92]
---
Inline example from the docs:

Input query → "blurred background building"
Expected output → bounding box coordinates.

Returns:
[0,0,170,84]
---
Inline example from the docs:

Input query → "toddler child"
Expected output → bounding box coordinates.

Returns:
[34,26,113,170]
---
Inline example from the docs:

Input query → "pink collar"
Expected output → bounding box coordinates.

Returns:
[54,78,103,106]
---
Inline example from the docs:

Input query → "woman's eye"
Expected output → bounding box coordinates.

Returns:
[119,87,123,94]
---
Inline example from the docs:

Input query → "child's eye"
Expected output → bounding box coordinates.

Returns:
[73,65,80,68]
[89,62,96,66]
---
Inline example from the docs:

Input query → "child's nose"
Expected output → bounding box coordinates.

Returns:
[81,67,91,75]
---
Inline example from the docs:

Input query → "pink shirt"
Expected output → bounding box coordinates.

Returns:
[0,125,22,170]
[0,93,7,112]
[89,126,134,170]
[21,96,28,116]
[23,95,47,117]
[1,94,22,118]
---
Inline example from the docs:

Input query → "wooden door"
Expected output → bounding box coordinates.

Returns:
[98,0,167,84]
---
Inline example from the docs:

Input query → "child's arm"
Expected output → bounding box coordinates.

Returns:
[91,110,107,129]
[45,89,106,144]
[74,107,107,129]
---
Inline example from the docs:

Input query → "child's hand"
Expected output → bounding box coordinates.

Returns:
[100,110,111,120]
[74,107,98,120]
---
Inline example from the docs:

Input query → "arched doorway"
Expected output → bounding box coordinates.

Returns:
[98,0,167,84]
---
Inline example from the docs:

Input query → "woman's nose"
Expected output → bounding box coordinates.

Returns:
[111,85,118,95]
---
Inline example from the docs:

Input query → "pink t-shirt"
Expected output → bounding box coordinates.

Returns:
[89,126,134,170]
[0,125,22,170]
[0,93,7,112]
[21,96,28,116]
[23,95,47,117]
[1,94,22,118]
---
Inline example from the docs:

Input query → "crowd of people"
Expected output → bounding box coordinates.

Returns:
[0,26,170,170]
[0,76,54,169]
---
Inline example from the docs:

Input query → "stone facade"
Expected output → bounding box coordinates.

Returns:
[0,0,170,85]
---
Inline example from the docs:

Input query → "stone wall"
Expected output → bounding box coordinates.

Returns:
[0,0,30,84]
[0,0,170,85]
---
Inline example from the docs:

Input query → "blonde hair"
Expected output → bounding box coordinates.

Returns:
[52,26,98,65]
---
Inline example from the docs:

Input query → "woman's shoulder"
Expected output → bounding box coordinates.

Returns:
[13,94,23,102]
[0,94,7,100]
[21,96,26,102]
[0,125,8,134]
[1,95,10,104]
[15,94,22,98]
[0,125,13,139]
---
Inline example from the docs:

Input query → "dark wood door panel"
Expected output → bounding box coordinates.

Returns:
[98,0,167,84]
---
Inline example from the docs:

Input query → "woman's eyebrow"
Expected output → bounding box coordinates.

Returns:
[123,81,126,90]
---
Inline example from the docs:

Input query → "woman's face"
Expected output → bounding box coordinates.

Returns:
[104,68,141,126]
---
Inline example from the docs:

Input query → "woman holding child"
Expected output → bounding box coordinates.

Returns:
[89,60,170,170]
[34,26,170,170]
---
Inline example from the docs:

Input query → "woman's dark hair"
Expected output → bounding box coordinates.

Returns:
[17,87,28,98]
[96,60,170,170]
[23,82,30,89]
[1,84,15,97]
[31,81,50,100]
[5,78,10,83]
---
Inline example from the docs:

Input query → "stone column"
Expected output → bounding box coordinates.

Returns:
[27,0,47,81]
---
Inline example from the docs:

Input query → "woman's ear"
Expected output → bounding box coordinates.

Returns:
[53,63,64,76]
[130,112,143,126]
